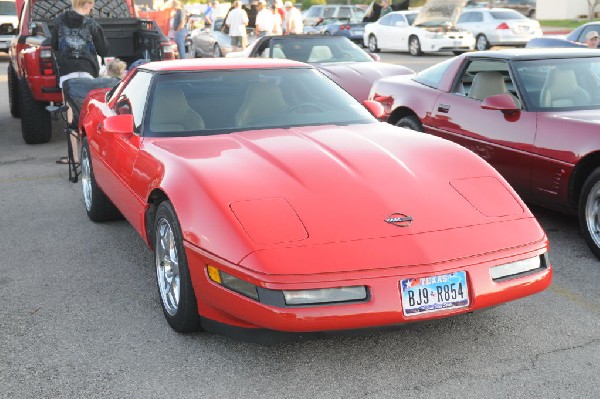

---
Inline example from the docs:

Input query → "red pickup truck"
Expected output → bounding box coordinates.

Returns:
[8,0,175,144]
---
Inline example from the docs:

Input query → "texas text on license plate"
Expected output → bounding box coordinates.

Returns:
[400,271,469,316]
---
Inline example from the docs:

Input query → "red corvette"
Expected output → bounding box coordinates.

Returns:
[78,58,551,337]
[370,48,600,260]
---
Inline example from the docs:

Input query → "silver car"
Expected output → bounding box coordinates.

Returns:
[189,18,257,58]
[457,8,542,51]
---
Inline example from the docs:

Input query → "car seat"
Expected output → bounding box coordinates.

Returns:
[468,71,510,101]
[539,68,591,108]
[235,81,288,127]
[150,87,206,132]
[307,46,333,63]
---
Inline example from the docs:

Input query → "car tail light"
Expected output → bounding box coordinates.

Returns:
[496,22,510,30]
[39,45,54,76]
[339,25,351,31]
[161,41,175,60]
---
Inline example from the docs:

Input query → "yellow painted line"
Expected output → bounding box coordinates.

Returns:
[549,283,600,314]
[0,174,63,184]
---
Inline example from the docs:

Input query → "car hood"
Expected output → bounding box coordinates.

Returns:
[317,62,415,101]
[414,0,467,28]
[148,123,539,270]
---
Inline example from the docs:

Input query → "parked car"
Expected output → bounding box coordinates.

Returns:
[77,57,552,336]
[189,18,257,58]
[364,0,475,56]
[0,0,17,53]
[228,34,414,101]
[457,8,542,51]
[305,17,367,45]
[303,4,365,26]
[369,48,600,259]
[493,0,536,18]
[527,21,600,49]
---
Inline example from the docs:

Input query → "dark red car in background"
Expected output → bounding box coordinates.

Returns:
[370,48,600,259]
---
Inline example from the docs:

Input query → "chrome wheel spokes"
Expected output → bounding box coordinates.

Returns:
[81,148,92,211]
[156,217,181,316]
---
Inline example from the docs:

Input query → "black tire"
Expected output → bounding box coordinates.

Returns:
[154,201,201,333]
[578,167,600,260]
[409,36,422,56]
[32,0,129,19]
[18,77,52,144]
[368,35,380,53]
[476,34,489,51]
[80,137,122,222]
[396,115,423,132]
[8,63,20,118]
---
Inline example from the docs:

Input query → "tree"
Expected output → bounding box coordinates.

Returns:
[589,0,600,21]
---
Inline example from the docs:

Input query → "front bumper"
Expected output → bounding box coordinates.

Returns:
[185,241,552,333]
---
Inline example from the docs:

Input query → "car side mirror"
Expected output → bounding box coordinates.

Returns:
[481,93,520,113]
[363,100,385,118]
[369,53,381,62]
[103,114,134,134]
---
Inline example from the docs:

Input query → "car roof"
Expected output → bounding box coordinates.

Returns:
[466,47,600,61]
[139,57,309,72]
[463,7,522,13]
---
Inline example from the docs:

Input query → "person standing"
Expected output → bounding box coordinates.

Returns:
[51,0,108,165]
[271,3,283,35]
[379,0,392,19]
[255,0,274,36]
[203,0,218,27]
[284,1,302,35]
[226,0,249,50]
[585,30,599,48]
[171,0,187,58]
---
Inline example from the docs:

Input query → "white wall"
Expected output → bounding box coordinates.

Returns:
[537,0,589,20]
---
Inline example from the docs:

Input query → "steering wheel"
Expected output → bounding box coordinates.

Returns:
[286,102,324,114]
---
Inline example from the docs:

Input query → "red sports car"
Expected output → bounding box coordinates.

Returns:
[78,57,551,337]
[370,48,600,260]
[231,35,415,102]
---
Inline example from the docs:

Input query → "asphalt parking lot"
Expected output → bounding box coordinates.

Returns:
[1,53,599,398]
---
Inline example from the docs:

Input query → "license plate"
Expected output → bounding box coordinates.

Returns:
[400,271,469,316]
[352,30,363,35]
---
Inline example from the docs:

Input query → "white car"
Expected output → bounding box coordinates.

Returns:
[363,0,475,56]
[0,0,17,54]
[457,8,543,51]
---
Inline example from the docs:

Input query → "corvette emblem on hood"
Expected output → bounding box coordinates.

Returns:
[384,213,413,227]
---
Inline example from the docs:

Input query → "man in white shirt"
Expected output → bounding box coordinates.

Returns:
[226,0,249,49]
[284,1,303,35]
[254,0,274,37]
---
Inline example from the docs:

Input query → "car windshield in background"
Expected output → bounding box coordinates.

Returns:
[269,37,373,63]
[0,1,16,14]
[489,10,526,20]
[513,57,600,111]
[146,68,376,137]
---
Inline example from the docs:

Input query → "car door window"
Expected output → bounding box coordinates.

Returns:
[453,60,518,104]
[470,12,483,22]
[579,26,600,43]
[338,7,351,19]
[323,7,335,18]
[389,14,406,26]
[115,70,153,133]
[379,14,393,26]
[457,13,471,24]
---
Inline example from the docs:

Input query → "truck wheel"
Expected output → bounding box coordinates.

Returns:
[7,63,20,118]
[19,78,52,144]
[579,167,600,260]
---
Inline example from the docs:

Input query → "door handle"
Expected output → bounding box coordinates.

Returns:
[438,104,451,113]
